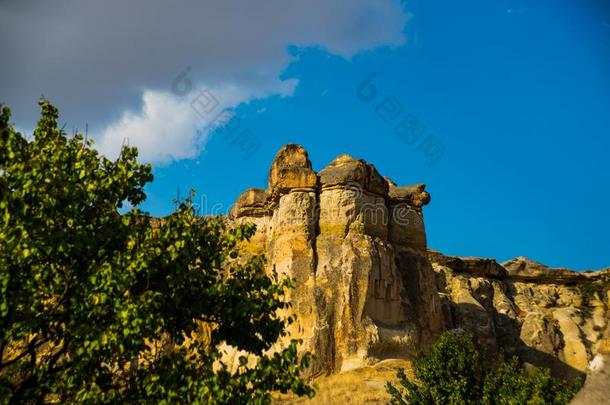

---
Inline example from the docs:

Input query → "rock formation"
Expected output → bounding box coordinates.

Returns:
[228,144,610,383]
[431,253,610,381]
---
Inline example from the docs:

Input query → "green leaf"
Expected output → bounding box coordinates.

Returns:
[0,99,312,404]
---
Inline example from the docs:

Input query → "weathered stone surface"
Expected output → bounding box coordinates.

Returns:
[226,144,609,396]
[431,251,609,380]
[318,154,388,197]
[503,256,610,283]
[553,308,589,372]
[267,144,318,204]
[229,146,443,375]
[429,251,507,278]
[267,191,319,353]
[313,172,409,372]
[387,204,427,251]
[519,312,561,356]
[386,180,430,208]
[387,179,429,252]
[228,188,270,219]
[570,330,610,405]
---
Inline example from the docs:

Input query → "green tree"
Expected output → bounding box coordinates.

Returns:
[481,357,580,405]
[386,331,580,405]
[0,100,313,403]
[386,331,484,405]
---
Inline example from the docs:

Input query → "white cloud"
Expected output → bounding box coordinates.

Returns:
[97,78,298,163]
[96,91,201,163]
[0,0,410,164]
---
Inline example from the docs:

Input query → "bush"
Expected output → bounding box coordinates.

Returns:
[386,331,581,405]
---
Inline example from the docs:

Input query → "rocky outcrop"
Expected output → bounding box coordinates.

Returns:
[570,332,610,404]
[229,145,443,374]
[227,144,610,383]
[432,254,610,380]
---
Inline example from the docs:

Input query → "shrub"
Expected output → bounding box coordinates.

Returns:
[386,331,581,405]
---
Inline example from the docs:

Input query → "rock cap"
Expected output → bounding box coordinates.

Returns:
[386,179,431,207]
[229,188,270,219]
[267,144,317,203]
[318,154,388,197]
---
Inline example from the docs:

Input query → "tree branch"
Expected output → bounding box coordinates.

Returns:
[0,336,48,369]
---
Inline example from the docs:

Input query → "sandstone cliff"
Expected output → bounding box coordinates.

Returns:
[431,253,609,380]
[228,144,609,386]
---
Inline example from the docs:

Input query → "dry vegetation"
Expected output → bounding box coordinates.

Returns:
[273,359,414,404]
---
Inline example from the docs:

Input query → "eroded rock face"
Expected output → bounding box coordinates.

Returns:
[266,144,317,204]
[570,331,610,404]
[227,144,610,382]
[432,254,610,380]
[230,145,440,374]
[318,154,388,196]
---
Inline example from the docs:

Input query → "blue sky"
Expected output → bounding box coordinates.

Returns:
[2,0,609,269]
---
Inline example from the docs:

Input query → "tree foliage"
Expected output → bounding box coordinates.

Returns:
[386,331,581,405]
[0,100,313,403]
